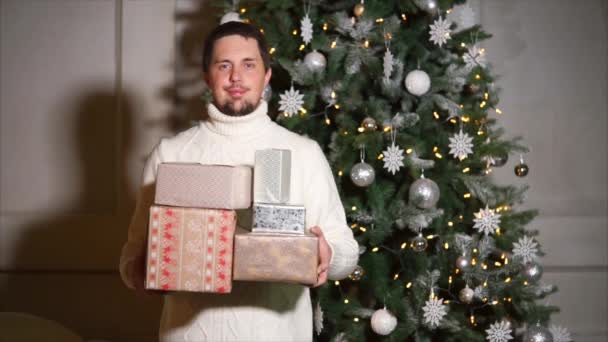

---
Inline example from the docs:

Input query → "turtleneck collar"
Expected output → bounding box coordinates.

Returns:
[203,100,272,137]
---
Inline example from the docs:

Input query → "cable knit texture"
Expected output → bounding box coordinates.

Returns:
[119,101,358,341]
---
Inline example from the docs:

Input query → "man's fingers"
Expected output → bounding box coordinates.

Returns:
[314,270,328,287]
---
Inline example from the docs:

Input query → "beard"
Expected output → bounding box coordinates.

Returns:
[216,99,258,117]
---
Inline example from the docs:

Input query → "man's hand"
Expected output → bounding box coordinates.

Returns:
[127,255,159,297]
[309,226,332,287]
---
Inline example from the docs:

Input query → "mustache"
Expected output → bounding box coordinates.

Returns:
[224,85,250,91]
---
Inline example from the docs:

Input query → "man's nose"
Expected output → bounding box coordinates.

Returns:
[230,66,242,82]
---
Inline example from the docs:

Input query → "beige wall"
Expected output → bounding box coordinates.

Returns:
[0,0,605,341]
[481,0,608,341]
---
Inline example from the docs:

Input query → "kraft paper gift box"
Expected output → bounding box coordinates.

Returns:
[154,163,252,209]
[145,205,236,293]
[233,228,319,286]
[252,203,306,235]
[254,149,291,204]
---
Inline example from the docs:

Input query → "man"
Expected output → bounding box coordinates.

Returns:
[119,21,358,341]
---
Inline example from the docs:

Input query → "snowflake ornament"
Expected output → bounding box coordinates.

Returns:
[549,324,573,342]
[448,4,476,31]
[485,320,514,342]
[473,206,501,236]
[422,296,447,329]
[429,16,451,47]
[448,129,474,160]
[278,86,305,117]
[314,302,324,335]
[382,143,404,175]
[300,14,313,45]
[383,48,394,81]
[512,236,539,264]
[463,45,487,70]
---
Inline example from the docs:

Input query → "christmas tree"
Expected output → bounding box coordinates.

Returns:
[208,1,573,341]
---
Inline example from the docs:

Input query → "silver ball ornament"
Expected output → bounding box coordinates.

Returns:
[370,308,397,336]
[408,177,440,209]
[458,285,474,304]
[348,265,365,281]
[361,117,378,132]
[522,262,543,283]
[262,84,272,102]
[350,162,375,187]
[493,153,508,167]
[524,323,554,342]
[405,69,431,96]
[410,233,427,252]
[304,50,327,72]
[220,12,242,24]
[455,255,470,269]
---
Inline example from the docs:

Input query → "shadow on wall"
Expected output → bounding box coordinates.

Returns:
[0,88,162,341]
[159,0,221,133]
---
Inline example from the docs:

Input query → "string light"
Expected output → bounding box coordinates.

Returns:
[393,273,399,280]
[448,221,454,227]
[325,118,331,125]
[377,154,384,160]
[353,317,359,322]
[463,193,472,198]
[471,258,477,266]
[338,170,343,176]
[299,44,305,51]
[443,242,449,249]
[433,111,440,119]
[323,23,328,31]
[401,14,407,21]
[292,29,298,35]
[376,18,384,23]
[505,277,511,283]
[406,282,412,288]
[406,148,413,154]
[470,315,475,324]
[259,28,265,34]
[462,167,470,173]
[461,42,466,47]
[351,206,357,211]
[484,92,489,100]
[480,101,487,108]
[475,74,481,80]
[448,276,453,284]
[372,247,379,252]
[334,281,340,285]
[330,40,337,48]
[363,40,370,48]
[269,47,276,54]
[359,227,366,232]
[461,116,471,123]
[435,152,443,159]
[495,108,503,114]
[334,104,340,109]
[344,299,349,304]
[240,8,247,14]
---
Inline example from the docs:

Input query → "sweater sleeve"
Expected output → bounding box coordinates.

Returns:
[118,141,165,289]
[305,141,359,280]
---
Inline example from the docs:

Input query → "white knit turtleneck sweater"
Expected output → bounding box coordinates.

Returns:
[119,101,359,342]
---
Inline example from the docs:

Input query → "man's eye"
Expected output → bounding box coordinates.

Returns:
[245,63,255,69]
[219,64,230,71]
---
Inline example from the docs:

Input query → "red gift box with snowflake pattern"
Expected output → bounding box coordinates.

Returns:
[145,205,236,293]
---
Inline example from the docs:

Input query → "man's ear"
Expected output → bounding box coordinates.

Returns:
[264,68,272,86]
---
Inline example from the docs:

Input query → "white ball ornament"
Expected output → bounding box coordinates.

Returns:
[220,12,242,24]
[350,162,375,187]
[304,50,327,72]
[371,308,397,336]
[405,69,431,96]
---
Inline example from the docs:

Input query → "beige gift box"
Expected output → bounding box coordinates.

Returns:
[154,163,252,209]
[233,228,319,286]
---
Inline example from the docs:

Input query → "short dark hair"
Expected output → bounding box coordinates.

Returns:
[202,21,270,73]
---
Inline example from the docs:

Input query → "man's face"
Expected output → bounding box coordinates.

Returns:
[205,35,271,116]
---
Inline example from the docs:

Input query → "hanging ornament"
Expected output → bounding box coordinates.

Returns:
[382,125,404,175]
[458,285,474,304]
[515,155,529,177]
[353,0,365,17]
[522,261,543,283]
[410,232,428,252]
[408,175,440,209]
[304,50,327,72]
[493,153,508,167]
[429,16,451,47]
[415,0,438,15]
[472,205,501,236]
[351,147,375,187]
[348,265,365,281]
[463,45,487,71]
[512,236,539,264]
[486,320,514,342]
[549,325,573,342]
[262,84,272,102]
[455,255,470,269]
[314,301,324,335]
[383,48,394,81]
[422,295,447,329]
[300,14,313,45]
[405,69,431,96]
[371,307,397,335]
[448,128,474,160]
[278,85,304,117]
[220,11,242,24]
[524,323,554,342]
[360,117,378,132]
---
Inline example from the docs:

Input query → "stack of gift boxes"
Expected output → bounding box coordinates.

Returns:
[144,149,318,294]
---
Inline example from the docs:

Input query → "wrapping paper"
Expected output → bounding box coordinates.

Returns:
[145,205,236,293]
[155,163,252,209]
[252,203,306,234]
[233,229,318,285]
[253,149,291,204]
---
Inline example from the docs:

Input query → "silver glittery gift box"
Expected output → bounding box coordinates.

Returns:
[254,149,291,204]
[252,203,306,235]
